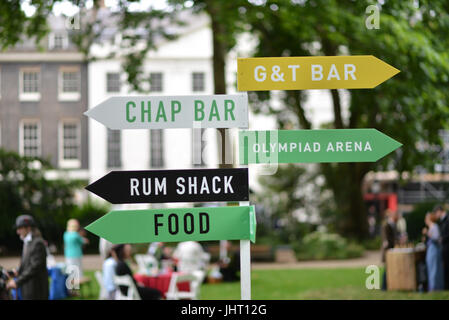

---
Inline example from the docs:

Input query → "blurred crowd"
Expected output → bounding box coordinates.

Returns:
[381,205,449,292]
[1,215,240,300]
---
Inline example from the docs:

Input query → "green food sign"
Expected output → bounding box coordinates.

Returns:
[85,205,256,244]
[239,129,402,164]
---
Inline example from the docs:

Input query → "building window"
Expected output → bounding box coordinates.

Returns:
[107,129,121,168]
[59,67,80,101]
[49,33,68,50]
[192,72,205,92]
[59,121,81,168]
[192,128,205,167]
[19,68,40,101]
[20,120,41,157]
[106,72,121,93]
[51,33,68,50]
[150,129,164,168]
[149,72,163,92]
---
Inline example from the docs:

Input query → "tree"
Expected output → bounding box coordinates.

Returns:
[0,149,81,253]
[167,1,248,167]
[254,164,324,244]
[243,0,449,239]
[0,0,54,50]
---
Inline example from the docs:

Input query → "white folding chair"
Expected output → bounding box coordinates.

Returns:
[114,275,141,300]
[201,252,211,271]
[94,271,108,300]
[166,272,201,300]
[177,253,210,273]
[135,254,158,275]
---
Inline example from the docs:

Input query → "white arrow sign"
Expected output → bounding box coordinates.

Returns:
[85,93,249,129]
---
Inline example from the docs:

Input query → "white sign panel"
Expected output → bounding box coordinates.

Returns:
[85,93,248,129]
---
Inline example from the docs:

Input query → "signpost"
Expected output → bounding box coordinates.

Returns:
[86,168,249,204]
[237,55,400,91]
[239,129,402,164]
[84,53,401,301]
[85,93,248,129]
[85,205,256,244]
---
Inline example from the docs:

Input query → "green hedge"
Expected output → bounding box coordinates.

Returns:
[293,231,364,260]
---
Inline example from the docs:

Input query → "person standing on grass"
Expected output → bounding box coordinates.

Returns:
[381,209,399,290]
[102,247,117,300]
[435,205,449,290]
[424,212,444,291]
[64,219,89,278]
[6,215,48,300]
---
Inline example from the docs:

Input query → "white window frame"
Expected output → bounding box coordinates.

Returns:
[106,128,122,169]
[149,72,163,93]
[19,119,41,157]
[150,129,164,168]
[58,119,81,168]
[58,66,81,101]
[19,68,41,101]
[192,72,206,92]
[49,32,69,50]
[106,72,121,93]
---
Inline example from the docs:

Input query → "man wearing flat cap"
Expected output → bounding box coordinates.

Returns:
[7,215,48,300]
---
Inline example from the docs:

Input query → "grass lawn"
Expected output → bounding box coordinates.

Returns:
[72,268,449,300]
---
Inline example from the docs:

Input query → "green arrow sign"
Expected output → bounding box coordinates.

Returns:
[239,129,402,164]
[85,205,256,244]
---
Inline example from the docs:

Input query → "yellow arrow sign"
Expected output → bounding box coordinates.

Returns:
[237,55,400,91]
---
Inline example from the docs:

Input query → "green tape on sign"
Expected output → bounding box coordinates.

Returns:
[85,205,256,244]
[239,129,402,164]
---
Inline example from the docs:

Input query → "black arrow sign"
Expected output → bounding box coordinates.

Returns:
[86,168,249,204]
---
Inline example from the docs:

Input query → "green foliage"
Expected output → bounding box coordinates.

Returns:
[405,201,438,243]
[243,0,449,239]
[252,164,321,245]
[362,236,382,251]
[0,0,54,50]
[293,231,364,261]
[66,200,109,254]
[0,148,86,254]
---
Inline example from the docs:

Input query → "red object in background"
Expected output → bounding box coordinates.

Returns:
[134,272,190,299]
[364,193,397,212]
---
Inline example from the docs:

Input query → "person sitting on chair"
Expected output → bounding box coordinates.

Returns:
[113,244,162,300]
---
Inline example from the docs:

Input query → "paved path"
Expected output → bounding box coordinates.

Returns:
[0,250,381,271]
[252,250,381,270]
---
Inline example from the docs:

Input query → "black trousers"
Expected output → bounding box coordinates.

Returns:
[137,287,162,300]
[442,248,449,290]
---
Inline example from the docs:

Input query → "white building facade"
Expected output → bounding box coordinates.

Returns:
[87,12,273,209]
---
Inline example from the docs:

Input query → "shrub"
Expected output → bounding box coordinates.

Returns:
[293,231,364,260]
[362,236,382,250]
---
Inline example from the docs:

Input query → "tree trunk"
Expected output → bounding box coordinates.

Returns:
[322,162,370,240]
[344,163,369,240]
[208,5,233,169]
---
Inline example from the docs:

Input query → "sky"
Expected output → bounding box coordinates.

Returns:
[21,0,176,17]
